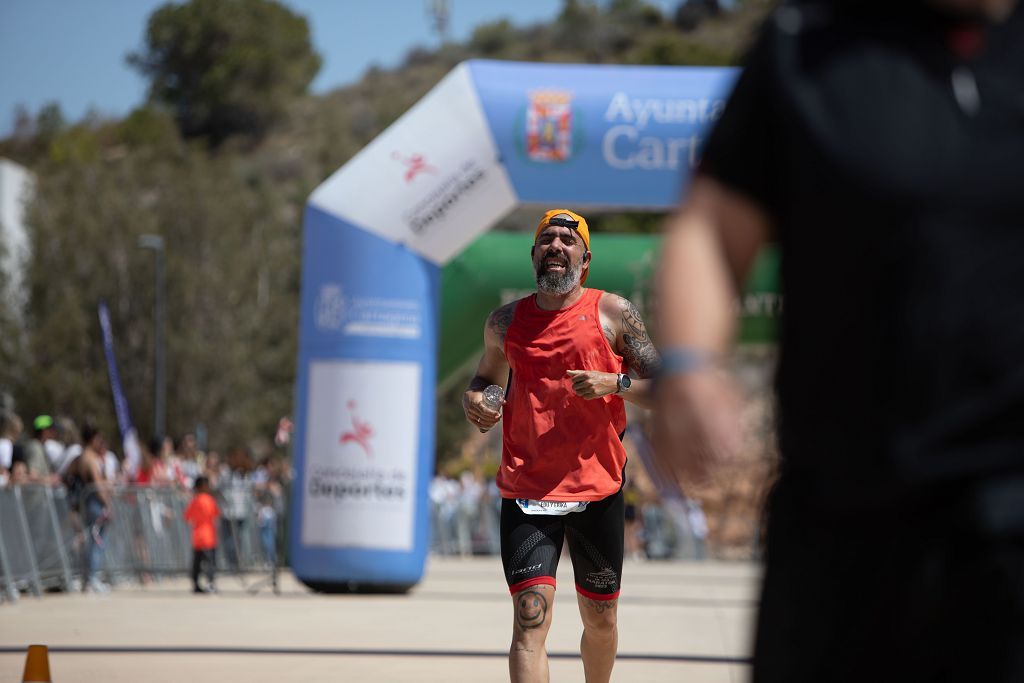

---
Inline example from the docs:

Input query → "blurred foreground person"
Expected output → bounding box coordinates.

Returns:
[654,1,1024,681]
[464,210,659,683]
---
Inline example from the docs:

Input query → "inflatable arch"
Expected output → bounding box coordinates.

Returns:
[289,59,739,591]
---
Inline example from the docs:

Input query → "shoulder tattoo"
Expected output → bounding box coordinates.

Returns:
[488,302,517,343]
[619,298,660,379]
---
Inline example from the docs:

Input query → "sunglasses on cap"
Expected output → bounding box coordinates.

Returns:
[546,217,579,229]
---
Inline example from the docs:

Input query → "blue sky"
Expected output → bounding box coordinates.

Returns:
[0,0,684,137]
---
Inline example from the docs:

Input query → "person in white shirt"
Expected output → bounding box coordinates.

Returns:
[52,417,81,476]
[0,411,23,484]
[103,450,121,483]
[44,433,65,472]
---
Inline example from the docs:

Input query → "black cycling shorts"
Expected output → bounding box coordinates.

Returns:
[500,489,624,601]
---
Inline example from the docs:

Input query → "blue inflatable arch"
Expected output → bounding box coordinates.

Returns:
[289,59,738,591]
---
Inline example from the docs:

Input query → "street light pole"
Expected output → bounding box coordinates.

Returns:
[138,235,166,440]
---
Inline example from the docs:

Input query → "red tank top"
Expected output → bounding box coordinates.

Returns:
[497,288,628,501]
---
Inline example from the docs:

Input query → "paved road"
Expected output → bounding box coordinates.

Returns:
[0,556,760,682]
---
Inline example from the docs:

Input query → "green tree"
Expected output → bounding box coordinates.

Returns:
[469,20,517,57]
[129,0,322,144]
[118,106,181,150]
[16,138,301,450]
[0,231,27,403]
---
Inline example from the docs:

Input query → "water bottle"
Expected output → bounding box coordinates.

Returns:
[479,384,505,433]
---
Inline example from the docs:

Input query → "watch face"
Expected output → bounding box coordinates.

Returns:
[619,374,631,390]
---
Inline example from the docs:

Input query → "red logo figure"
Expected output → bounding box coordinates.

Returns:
[391,151,437,183]
[339,400,374,456]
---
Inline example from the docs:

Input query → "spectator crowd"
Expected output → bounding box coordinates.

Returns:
[1,407,717,593]
[0,408,291,594]
[0,410,289,493]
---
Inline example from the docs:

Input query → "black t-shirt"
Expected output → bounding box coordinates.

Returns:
[10,442,26,466]
[700,1,1024,507]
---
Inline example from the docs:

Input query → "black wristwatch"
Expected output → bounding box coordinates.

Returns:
[616,373,631,394]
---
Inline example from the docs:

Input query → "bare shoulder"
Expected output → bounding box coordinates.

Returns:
[599,291,644,327]
[487,300,519,343]
[596,292,623,346]
[599,291,630,316]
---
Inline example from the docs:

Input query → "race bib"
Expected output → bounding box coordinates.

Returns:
[515,498,589,516]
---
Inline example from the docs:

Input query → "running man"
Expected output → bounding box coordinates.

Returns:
[463,209,659,683]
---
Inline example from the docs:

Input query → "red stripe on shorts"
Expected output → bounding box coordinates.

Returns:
[509,576,556,595]
[575,583,620,601]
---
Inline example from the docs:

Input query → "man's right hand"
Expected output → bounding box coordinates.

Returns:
[463,390,504,432]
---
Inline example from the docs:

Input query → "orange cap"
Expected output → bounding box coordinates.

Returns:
[534,209,591,283]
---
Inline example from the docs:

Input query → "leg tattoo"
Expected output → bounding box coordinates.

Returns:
[516,590,549,629]
[583,596,617,614]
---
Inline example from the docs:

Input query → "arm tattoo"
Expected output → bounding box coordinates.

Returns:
[621,298,647,341]
[467,303,515,394]
[488,302,516,344]
[516,590,548,629]
[619,299,661,378]
[602,324,616,347]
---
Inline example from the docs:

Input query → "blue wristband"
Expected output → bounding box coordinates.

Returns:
[658,347,713,377]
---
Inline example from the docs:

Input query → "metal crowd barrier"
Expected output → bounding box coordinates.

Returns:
[430,493,502,557]
[3,482,744,601]
[0,483,283,602]
[427,494,715,560]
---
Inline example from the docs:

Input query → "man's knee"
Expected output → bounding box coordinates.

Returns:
[579,595,618,635]
[512,585,555,637]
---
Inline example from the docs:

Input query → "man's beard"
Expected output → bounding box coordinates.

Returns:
[535,258,582,295]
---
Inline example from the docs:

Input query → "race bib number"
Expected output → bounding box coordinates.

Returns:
[516,499,589,516]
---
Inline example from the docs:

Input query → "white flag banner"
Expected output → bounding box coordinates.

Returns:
[309,63,517,265]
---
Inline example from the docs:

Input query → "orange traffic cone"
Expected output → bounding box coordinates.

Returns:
[22,644,52,682]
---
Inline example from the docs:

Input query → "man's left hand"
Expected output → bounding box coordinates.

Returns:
[566,369,619,399]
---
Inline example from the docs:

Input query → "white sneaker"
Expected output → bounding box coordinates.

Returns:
[88,578,110,594]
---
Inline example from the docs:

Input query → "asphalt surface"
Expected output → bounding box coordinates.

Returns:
[0,556,760,682]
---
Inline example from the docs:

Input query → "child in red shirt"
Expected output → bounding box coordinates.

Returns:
[183,476,220,593]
